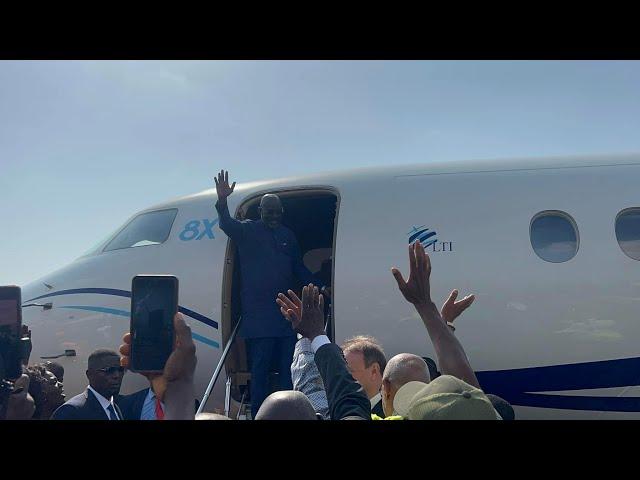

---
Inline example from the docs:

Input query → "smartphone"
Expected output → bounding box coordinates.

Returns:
[130,275,178,373]
[0,286,22,380]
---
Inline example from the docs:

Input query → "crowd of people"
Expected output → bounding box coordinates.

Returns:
[0,239,514,421]
[0,169,515,420]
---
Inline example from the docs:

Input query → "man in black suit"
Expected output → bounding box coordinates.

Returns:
[280,283,370,420]
[51,349,125,420]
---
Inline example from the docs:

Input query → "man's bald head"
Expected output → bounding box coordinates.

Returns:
[195,412,232,420]
[259,194,284,229]
[381,353,431,417]
[260,194,282,209]
[254,390,317,420]
[383,354,431,387]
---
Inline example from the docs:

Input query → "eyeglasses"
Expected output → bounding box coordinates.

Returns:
[96,366,125,375]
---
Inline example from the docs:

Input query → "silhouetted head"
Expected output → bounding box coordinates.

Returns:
[381,353,431,417]
[259,194,283,229]
[254,390,317,420]
[195,412,232,420]
[486,394,515,420]
[44,361,64,382]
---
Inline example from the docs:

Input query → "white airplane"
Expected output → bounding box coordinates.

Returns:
[20,154,640,419]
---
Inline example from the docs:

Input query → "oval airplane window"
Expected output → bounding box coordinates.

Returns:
[530,211,579,263]
[615,208,640,261]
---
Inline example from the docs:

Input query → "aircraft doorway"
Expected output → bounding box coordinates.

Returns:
[220,188,339,409]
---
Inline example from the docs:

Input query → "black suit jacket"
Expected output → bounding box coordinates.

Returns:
[51,388,124,420]
[371,398,385,417]
[116,388,150,420]
[314,343,371,420]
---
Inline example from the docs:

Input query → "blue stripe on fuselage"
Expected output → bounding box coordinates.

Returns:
[476,356,640,412]
[25,287,218,330]
[58,305,220,349]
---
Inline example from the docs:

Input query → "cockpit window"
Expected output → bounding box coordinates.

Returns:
[103,209,178,253]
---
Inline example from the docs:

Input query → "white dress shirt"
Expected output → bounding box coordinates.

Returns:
[291,337,330,419]
[87,386,121,420]
[310,335,331,353]
[369,392,382,408]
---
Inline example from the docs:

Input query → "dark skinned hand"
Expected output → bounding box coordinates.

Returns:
[279,284,325,340]
[391,241,433,306]
[441,289,475,324]
[214,170,236,201]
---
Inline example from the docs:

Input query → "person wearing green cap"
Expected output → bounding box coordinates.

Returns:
[393,376,501,420]
[377,240,499,419]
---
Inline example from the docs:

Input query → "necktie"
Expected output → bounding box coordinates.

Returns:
[155,398,164,420]
[106,403,119,421]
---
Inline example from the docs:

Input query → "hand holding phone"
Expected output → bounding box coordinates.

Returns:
[0,286,23,380]
[129,275,178,373]
[120,312,196,402]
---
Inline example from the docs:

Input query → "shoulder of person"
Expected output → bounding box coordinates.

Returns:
[315,342,342,355]
[119,387,149,399]
[116,388,148,405]
[50,402,79,419]
[64,390,89,407]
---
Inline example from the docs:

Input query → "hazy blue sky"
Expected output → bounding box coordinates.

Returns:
[2,60,640,286]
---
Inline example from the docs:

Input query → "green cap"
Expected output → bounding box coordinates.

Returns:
[393,375,500,420]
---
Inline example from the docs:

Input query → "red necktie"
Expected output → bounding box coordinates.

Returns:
[155,398,165,420]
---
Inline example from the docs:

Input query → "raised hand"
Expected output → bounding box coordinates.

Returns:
[296,284,325,340]
[214,170,236,201]
[277,289,302,331]
[441,289,475,324]
[391,241,433,306]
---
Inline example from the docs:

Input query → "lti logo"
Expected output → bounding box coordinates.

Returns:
[407,225,453,252]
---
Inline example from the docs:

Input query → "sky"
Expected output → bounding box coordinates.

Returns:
[2,60,640,286]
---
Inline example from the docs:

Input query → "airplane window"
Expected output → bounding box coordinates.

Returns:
[103,209,178,253]
[615,208,640,261]
[530,211,579,263]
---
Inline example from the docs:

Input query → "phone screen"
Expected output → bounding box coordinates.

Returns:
[130,276,178,372]
[0,287,22,379]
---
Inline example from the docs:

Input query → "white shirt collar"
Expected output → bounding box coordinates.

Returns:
[87,385,119,420]
[370,392,382,408]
